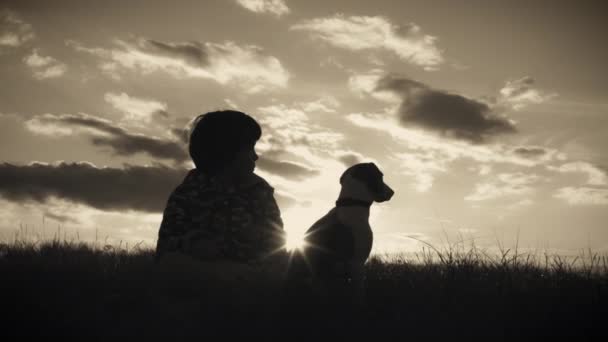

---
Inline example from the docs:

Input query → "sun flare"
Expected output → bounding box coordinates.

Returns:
[284,231,306,251]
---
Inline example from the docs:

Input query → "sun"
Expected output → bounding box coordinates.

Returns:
[284,231,306,251]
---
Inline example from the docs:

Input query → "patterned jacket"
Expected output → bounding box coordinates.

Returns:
[155,169,285,263]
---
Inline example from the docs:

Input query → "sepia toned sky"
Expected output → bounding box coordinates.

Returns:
[1,0,607,254]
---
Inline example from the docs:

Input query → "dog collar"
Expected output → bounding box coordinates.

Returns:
[335,198,373,207]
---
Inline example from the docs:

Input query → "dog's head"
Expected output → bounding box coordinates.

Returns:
[340,162,394,203]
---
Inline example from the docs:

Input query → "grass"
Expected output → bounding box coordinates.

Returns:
[1,232,607,339]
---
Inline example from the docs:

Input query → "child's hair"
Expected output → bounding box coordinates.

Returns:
[188,110,262,175]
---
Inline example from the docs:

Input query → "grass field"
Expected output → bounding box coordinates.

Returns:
[1,234,607,339]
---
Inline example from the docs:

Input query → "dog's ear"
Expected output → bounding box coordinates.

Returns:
[339,168,351,185]
[339,163,359,185]
[366,162,383,176]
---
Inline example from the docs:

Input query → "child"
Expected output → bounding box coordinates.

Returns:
[154,110,286,264]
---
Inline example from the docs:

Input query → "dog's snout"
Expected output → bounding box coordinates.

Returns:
[375,183,394,202]
[386,187,395,199]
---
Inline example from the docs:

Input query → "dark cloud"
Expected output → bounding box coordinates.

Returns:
[257,156,320,180]
[0,161,302,213]
[29,113,189,164]
[273,191,299,209]
[56,113,124,135]
[513,146,547,158]
[169,126,189,144]
[0,162,188,213]
[142,39,209,68]
[338,153,361,166]
[376,75,427,94]
[28,113,321,181]
[90,135,187,162]
[376,74,517,143]
[43,211,80,224]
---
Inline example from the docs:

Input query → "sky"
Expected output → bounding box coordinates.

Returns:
[1,0,607,255]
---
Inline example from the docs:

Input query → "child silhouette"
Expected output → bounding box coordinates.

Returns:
[155,110,286,264]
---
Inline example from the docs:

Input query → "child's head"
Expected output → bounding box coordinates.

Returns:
[188,110,261,176]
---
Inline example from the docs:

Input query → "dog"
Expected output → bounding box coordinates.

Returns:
[285,162,394,311]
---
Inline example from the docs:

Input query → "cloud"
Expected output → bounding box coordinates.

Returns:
[298,95,341,113]
[392,150,448,192]
[257,104,309,145]
[291,15,443,69]
[373,73,517,143]
[252,101,372,201]
[256,157,320,180]
[348,68,557,117]
[257,103,344,153]
[345,110,568,191]
[348,69,401,103]
[554,187,608,206]
[273,189,299,209]
[236,0,290,17]
[23,112,326,181]
[22,49,54,67]
[24,114,75,136]
[346,112,548,168]
[29,64,67,79]
[335,150,366,167]
[169,126,189,144]
[88,135,187,163]
[24,113,189,164]
[499,76,556,110]
[43,211,81,224]
[224,98,239,109]
[68,38,290,93]
[465,172,541,201]
[104,92,168,124]
[22,49,67,79]
[549,161,607,185]
[512,145,566,163]
[513,146,548,158]
[0,161,307,213]
[254,102,344,187]
[144,40,209,67]
[0,161,188,213]
[0,10,34,48]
